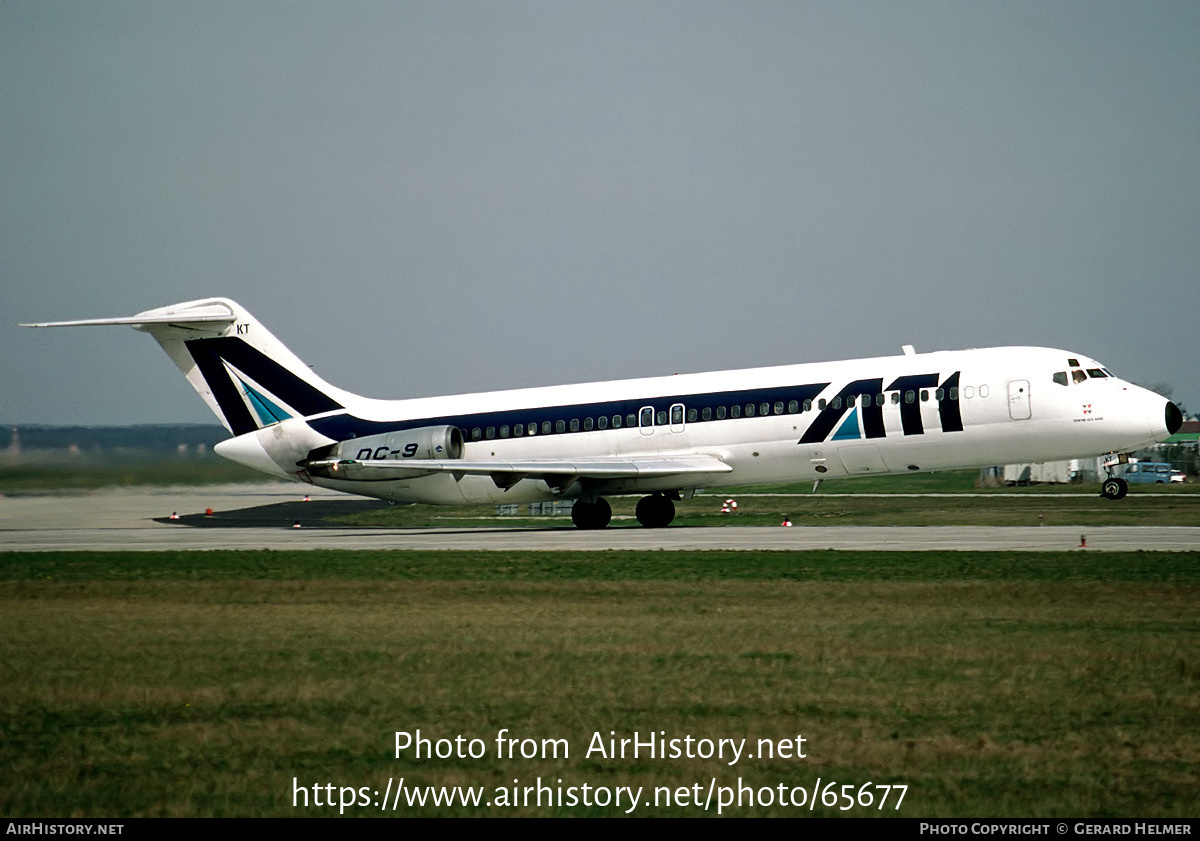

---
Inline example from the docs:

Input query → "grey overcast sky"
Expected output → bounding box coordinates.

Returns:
[3,1,1198,425]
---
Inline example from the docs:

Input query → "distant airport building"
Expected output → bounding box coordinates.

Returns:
[988,458,1104,486]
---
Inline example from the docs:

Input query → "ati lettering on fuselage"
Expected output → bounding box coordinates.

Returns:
[797,372,963,444]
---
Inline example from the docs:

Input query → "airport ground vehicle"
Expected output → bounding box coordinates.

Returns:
[1123,462,1176,484]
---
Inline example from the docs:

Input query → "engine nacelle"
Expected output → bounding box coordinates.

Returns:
[335,425,464,462]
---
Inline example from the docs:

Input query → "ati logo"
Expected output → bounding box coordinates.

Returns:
[798,372,963,444]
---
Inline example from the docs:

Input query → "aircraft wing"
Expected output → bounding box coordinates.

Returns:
[300,453,732,484]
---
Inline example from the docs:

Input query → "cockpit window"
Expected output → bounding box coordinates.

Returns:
[1072,369,1087,384]
[1068,358,1080,367]
[1053,372,1068,387]
[1087,368,1107,378]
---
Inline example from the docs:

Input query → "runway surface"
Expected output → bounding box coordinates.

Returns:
[3,483,1199,551]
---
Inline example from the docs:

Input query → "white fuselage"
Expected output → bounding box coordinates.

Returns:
[244,345,1172,505]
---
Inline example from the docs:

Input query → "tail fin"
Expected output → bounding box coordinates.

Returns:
[22,298,355,435]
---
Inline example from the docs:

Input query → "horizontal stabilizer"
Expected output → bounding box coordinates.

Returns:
[20,298,355,436]
[20,302,237,329]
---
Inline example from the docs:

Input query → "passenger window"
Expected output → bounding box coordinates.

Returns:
[702,407,712,421]
[950,387,959,400]
[760,402,771,415]
[486,427,496,439]
[499,425,509,438]
[656,410,667,425]
[687,408,698,422]
[731,405,742,418]
[513,424,523,437]
[905,391,915,404]
[541,421,551,435]
[529,422,538,435]
[891,392,900,404]
[935,388,944,401]
[803,399,812,412]
[716,406,727,419]
[555,420,566,433]
[597,416,607,430]
[1053,372,1068,386]
[625,414,636,427]
[745,404,756,417]
[831,397,842,410]
[472,428,482,440]
[818,399,827,411]
[920,390,929,402]
[787,401,798,413]
[612,415,622,429]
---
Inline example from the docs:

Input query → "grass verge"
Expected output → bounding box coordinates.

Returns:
[3,550,1197,817]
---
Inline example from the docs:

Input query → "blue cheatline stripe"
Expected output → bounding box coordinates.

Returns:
[307,382,832,444]
[305,370,962,448]
[241,380,292,425]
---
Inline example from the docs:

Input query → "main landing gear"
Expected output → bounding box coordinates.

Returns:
[1099,476,1128,500]
[634,493,676,528]
[570,493,677,529]
[571,497,612,529]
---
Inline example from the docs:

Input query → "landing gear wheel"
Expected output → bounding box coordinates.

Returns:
[1100,477,1128,500]
[635,494,675,528]
[571,498,612,529]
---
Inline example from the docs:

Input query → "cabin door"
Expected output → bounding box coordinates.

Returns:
[1007,380,1031,420]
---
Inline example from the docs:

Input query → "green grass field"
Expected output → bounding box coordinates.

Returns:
[0,456,264,492]
[3,549,1197,817]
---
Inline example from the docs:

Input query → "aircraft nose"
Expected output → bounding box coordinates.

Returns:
[1142,393,1180,446]
[1149,399,1183,444]
[1164,401,1183,438]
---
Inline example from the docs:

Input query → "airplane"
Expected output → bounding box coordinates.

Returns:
[22,297,1182,528]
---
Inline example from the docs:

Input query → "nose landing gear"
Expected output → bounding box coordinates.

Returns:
[1100,476,1128,500]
